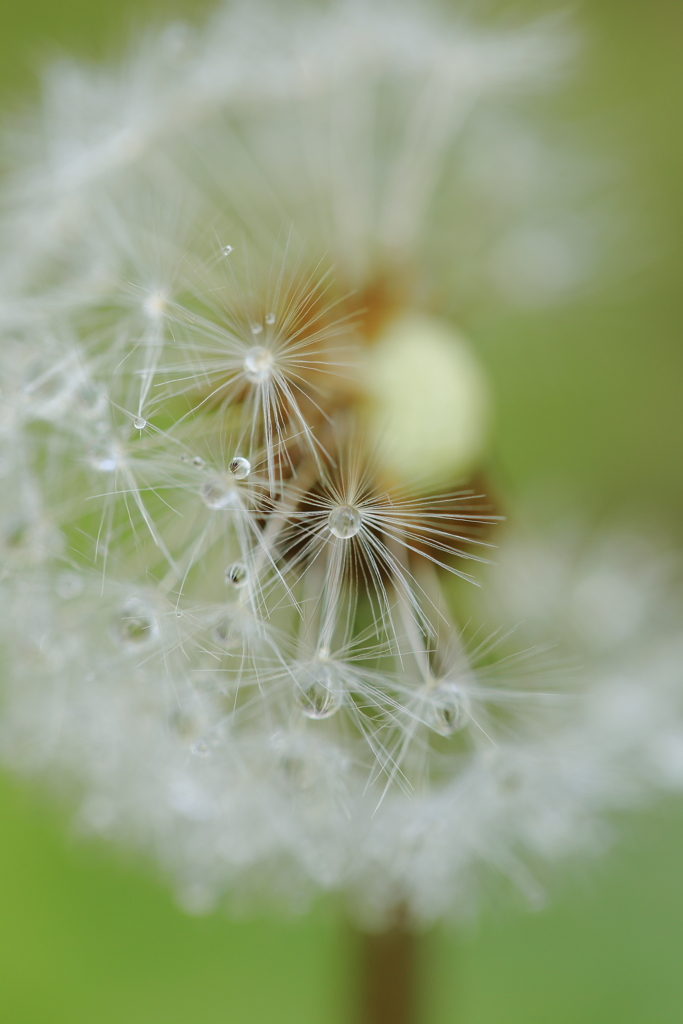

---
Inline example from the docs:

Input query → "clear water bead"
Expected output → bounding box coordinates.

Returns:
[115,599,159,647]
[212,617,237,649]
[133,416,146,430]
[221,245,233,256]
[296,661,342,720]
[88,439,119,473]
[54,571,84,600]
[327,504,362,539]
[190,738,211,758]
[426,681,469,736]
[265,312,276,325]
[229,456,251,479]
[144,292,167,318]
[224,562,248,588]
[243,346,273,383]
[250,322,263,336]
[200,477,236,510]
[76,382,108,420]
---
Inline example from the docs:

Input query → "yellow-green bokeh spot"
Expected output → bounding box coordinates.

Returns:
[363,313,490,489]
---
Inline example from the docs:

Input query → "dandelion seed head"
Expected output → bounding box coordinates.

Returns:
[0,0,679,929]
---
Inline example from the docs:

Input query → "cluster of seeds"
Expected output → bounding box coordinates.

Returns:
[6,2,662,923]
[4,237,513,796]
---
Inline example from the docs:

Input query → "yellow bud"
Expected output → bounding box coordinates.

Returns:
[363,314,490,489]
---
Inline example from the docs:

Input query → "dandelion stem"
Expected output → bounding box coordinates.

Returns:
[356,913,420,1024]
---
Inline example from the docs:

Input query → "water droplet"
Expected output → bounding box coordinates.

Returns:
[160,22,191,61]
[296,661,342,720]
[250,322,263,336]
[76,382,108,420]
[221,245,233,256]
[243,346,273,383]
[88,439,119,473]
[54,571,84,600]
[190,738,211,758]
[265,312,276,325]
[224,562,248,587]
[426,681,469,736]
[327,504,362,539]
[171,707,200,739]
[133,416,146,430]
[114,599,159,647]
[144,292,167,318]
[212,617,236,649]
[229,456,251,480]
[4,519,29,550]
[192,455,205,468]
[200,477,236,510]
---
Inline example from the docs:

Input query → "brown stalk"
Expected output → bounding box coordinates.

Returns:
[356,909,421,1024]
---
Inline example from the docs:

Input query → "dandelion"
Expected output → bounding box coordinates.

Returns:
[0,3,681,1023]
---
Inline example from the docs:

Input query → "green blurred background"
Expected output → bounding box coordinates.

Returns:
[0,1,682,1021]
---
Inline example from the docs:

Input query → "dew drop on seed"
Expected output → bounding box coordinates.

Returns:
[212,617,236,649]
[115,599,159,647]
[200,477,235,510]
[3,519,29,551]
[265,312,276,325]
[76,383,107,420]
[250,322,263,336]
[243,346,273,383]
[426,681,469,736]
[54,571,84,600]
[190,738,211,758]
[144,292,167,319]
[171,707,199,739]
[224,562,248,587]
[88,440,119,473]
[327,504,362,539]
[229,456,251,480]
[296,662,341,720]
[133,416,146,430]
[221,245,233,256]
[192,455,205,467]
